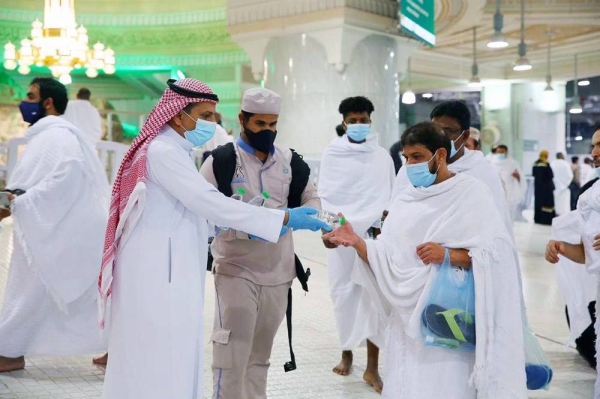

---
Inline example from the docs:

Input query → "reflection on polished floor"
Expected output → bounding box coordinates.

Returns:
[0,220,595,398]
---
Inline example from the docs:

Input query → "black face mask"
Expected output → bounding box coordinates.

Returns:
[244,127,277,154]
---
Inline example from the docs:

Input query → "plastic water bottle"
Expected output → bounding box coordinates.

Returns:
[220,188,247,232]
[311,210,345,230]
[248,191,270,207]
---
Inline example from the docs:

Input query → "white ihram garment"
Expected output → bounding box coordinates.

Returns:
[550,159,574,215]
[490,156,525,221]
[354,174,527,399]
[63,99,103,143]
[0,115,109,356]
[318,134,395,350]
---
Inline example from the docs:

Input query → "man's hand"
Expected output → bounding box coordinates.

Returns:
[0,193,14,221]
[593,234,600,251]
[416,242,446,265]
[322,229,339,249]
[322,216,359,248]
[545,240,565,264]
[512,170,520,182]
[381,210,389,223]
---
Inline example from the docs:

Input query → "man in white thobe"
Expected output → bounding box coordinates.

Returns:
[99,78,329,399]
[63,87,103,143]
[490,144,525,222]
[324,122,528,399]
[391,100,512,232]
[318,96,394,393]
[550,152,573,216]
[0,77,109,372]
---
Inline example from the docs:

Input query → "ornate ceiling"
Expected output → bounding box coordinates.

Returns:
[0,0,598,100]
[0,0,245,101]
[410,0,600,90]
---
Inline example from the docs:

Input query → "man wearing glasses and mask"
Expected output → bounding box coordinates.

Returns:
[391,100,511,233]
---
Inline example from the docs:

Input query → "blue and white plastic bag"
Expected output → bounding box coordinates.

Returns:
[421,248,476,352]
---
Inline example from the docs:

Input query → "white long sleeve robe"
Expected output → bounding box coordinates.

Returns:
[63,99,103,143]
[102,127,284,399]
[550,159,574,215]
[0,115,109,357]
[318,134,395,350]
[490,156,525,221]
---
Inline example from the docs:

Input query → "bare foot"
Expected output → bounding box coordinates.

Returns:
[332,350,353,376]
[363,369,383,393]
[92,353,108,366]
[0,356,24,373]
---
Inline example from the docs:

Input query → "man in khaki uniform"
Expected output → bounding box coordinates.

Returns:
[200,88,321,399]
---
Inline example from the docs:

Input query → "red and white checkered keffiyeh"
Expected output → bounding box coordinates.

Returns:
[98,78,217,327]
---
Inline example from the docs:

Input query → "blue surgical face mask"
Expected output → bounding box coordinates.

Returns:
[406,150,440,188]
[19,101,44,125]
[346,123,370,142]
[181,111,216,147]
[449,130,466,158]
[494,153,507,161]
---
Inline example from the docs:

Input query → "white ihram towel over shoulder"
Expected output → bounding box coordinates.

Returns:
[7,115,109,311]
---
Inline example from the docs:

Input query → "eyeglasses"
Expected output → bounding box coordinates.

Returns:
[442,127,464,137]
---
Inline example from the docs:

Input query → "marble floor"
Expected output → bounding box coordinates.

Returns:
[0,219,595,398]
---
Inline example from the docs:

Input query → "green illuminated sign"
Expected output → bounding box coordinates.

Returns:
[400,0,435,47]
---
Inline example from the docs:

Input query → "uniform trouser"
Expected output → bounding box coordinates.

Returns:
[211,273,292,399]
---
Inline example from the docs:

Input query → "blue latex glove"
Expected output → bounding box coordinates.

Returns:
[250,226,288,241]
[286,207,332,232]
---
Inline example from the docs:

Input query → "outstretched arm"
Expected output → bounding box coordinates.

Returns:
[546,240,586,264]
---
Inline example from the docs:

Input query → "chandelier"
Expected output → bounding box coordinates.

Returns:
[3,0,115,85]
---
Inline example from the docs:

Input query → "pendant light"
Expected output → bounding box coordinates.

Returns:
[570,54,583,114]
[487,0,509,49]
[401,58,416,104]
[544,30,553,92]
[513,0,532,71]
[578,79,591,87]
[468,27,482,87]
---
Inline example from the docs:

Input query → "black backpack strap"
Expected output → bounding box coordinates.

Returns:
[288,149,311,209]
[207,142,236,272]
[283,288,297,372]
[283,254,310,372]
[282,152,310,372]
[210,142,236,197]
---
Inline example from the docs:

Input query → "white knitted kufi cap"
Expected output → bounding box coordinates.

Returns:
[241,88,281,114]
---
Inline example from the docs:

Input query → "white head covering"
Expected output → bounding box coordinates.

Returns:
[241,88,281,114]
[470,127,481,141]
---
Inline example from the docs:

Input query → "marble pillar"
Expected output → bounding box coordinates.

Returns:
[263,34,404,159]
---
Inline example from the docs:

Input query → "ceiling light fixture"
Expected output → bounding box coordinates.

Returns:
[3,0,115,82]
[513,0,532,71]
[487,0,509,48]
[422,93,433,99]
[401,58,416,105]
[544,30,553,91]
[468,27,482,88]
[578,79,590,87]
[570,54,583,114]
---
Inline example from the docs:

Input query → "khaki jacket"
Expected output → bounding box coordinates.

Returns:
[200,138,321,286]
